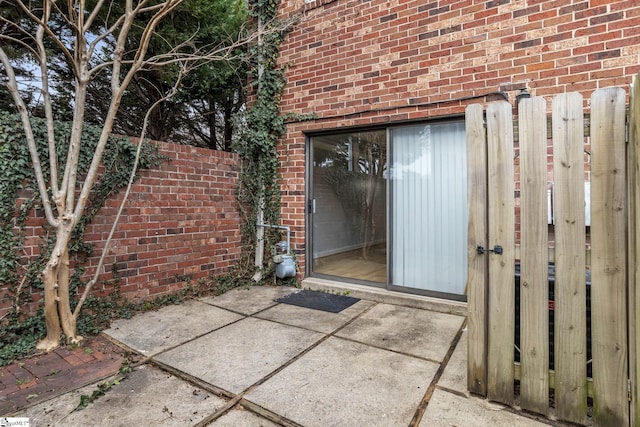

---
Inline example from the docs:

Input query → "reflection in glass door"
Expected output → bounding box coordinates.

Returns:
[310,130,387,284]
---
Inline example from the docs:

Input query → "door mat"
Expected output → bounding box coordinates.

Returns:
[275,290,360,313]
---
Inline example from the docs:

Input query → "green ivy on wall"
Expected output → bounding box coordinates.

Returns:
[232,1,314,283]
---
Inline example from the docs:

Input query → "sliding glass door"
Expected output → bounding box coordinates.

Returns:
[309,120,467,299]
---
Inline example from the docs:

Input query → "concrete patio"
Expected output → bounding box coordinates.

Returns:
[18,283,553,426]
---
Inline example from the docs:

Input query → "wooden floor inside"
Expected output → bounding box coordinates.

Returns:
[312,244,387,283]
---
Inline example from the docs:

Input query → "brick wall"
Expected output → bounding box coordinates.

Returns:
[3,142,242,317]
[276,0,640,276]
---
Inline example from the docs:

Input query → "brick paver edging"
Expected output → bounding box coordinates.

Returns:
[0,334,125,415]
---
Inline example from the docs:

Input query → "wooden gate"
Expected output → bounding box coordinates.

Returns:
[466,83,640,426]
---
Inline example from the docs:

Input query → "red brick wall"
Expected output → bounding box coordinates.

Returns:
[276,0,639,276]
[3,142,241,317]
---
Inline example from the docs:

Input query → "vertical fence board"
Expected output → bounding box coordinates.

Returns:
[629,76,640,427]
[486,101,516,404]
[552,92,588,424]
[590,87,629,427]
[466,104,488,396]
[518,97,549,414]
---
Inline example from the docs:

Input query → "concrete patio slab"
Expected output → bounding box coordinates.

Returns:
[336,303,465,362]
[104,300,242,356]
[420,388,551,426]
[9,285,566,426]
[245,336,440,427]
[201,285,297,315]
[20,364,226,426]
[154,317,324,394]
[255,299,376,333]
[438,329,468,394]
[207,406,280,426]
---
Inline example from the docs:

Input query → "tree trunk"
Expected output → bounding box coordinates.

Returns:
[223,104,233,151]
[37,264,61,351]
[58,246,80,344]
[36,225,80,350]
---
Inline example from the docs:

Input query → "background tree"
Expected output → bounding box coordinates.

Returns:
[0,0,289,351]
[0,3,39,113]
[1,0,250,149]
[16,0,247,149]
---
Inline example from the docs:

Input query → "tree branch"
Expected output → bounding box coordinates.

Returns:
[0,48,58,227]
[36,1,61,203]
[69,0,165,223]
[14,0,78,77]
[84,0,107,33]
[0,17,39,57]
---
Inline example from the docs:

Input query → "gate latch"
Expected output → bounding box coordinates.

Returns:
[476,245,503,255]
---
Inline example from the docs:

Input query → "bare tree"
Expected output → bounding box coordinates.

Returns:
[0,0,290,351]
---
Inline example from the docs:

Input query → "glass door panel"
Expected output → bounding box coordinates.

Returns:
[310,131,387,283]
[390,122,467,296]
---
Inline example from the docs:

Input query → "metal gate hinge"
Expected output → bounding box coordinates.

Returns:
[476,245,503,255]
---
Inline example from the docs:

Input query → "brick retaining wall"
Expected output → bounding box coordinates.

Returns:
[2,142,242,317]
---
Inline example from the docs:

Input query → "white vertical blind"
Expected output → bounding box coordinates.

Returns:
[391,122,467,295]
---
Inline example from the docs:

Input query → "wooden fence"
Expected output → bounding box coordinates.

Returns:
[466,81,640,426]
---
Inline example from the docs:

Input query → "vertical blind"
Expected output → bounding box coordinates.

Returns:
[391,122,468,295]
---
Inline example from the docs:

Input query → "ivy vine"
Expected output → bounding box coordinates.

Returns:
[0,111,165,364]
[232,0,314,283]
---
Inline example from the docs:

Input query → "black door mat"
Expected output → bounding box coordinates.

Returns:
[275,290,360,313]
